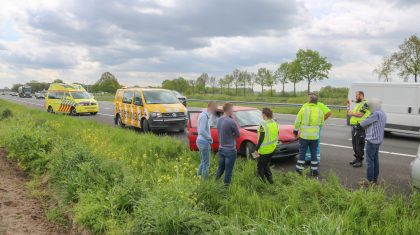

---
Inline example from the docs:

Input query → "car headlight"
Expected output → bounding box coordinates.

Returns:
[150,112,162,118]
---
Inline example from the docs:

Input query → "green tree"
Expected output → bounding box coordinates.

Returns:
[275,62,290,96]
[288,61,304,97]
[53,79,64,83]
[224,74,234,95]
[218,77,225,94]
[264,69,276,96]
[294,49,332,93]
[26,80,50,92]
[373,56,393,82]
[232,69,242,95]
[188,79,196,95]
[240,70,250,95]
[162,77,189,92]
[92,72,121,93]
[11,84,23,92]
[256,68,271,96]
[209,76,217,94]
[248,72,256,95]
[390,35,420,82]
[196,73,209,93]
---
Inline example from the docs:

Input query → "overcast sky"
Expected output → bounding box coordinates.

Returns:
[0,0,419,91]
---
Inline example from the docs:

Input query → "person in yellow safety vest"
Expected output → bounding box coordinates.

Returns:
[253,108,279,184]
[294,94,324,176]
[303,92,332,164]
[348,91,370,168]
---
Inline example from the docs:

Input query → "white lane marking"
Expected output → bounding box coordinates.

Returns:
[347,138,352,141]
[98,113,114,117]
[320,143,416,158]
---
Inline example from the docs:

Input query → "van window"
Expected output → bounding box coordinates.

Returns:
[133,92,143,106]
[63,92,71,100]
[122,91,133,104]
[48,92,57,99]
[48,92,64,99]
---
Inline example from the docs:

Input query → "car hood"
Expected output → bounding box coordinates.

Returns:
[146,103,187,113]
[243,124,296,142]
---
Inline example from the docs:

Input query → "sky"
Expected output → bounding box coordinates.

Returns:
[0,0,419,92]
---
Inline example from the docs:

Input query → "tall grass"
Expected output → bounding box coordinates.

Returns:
[0,100,419,235]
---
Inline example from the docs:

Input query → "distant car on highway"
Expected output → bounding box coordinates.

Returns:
[171,90,188,107]
[187,106,299,159]
[411,146,420,188]
[348,82,420,135]
[35,91,46,99]
[10,92,18,96]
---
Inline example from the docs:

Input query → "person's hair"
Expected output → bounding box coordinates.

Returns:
[223,102,233,112]
[262,108,273,119]
[207,101,216,107]
[309,94,318,104]
[357,91,365,97]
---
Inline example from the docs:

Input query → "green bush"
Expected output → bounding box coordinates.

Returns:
[0,108,13,120]
[0,99,419,234]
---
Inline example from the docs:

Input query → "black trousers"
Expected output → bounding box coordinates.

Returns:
[257,153,273,183]
[351,126,366,161]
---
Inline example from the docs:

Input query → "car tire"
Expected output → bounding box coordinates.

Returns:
[91,112,98,115]
[115,115,125,128]
[47,106,54,114]
[142,119,150,132]
[179,128,185,133]
[70,107,78,116]
[244,142,256,160]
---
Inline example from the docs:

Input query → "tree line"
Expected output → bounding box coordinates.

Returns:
[374,34,419,83]
[162,49,332,96]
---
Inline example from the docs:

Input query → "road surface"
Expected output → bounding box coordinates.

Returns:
[1,95,419,194]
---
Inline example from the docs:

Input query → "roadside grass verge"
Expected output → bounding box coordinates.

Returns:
[0,100,419,234]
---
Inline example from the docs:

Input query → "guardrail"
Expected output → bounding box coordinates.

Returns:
[188,99,347,111]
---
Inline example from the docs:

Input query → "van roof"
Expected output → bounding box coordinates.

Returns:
[48,83,87,92]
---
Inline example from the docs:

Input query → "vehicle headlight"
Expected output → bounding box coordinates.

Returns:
[150,112,162,118]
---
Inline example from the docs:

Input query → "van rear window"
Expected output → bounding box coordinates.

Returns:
[123,91,133,104]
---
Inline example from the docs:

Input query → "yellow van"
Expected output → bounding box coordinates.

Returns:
[46,83,99,115]
[114,88,188,132]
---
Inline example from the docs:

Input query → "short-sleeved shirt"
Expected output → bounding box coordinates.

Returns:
[216,116,240,150]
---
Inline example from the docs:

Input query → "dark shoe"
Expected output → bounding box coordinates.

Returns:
[267,177,274,184]
[311,170,319,177]
[349,159,358,165]
[352,161,363,168]
[296,169,303,175]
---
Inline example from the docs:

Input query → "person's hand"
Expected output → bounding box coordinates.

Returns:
[252,151,259,158]
[347,111,353,116]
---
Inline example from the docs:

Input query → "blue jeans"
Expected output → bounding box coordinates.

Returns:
[197,141,211,179]
[366,141,380,182]
[296,139,319,173]
[216,148,237,185]
[305,128,321,163]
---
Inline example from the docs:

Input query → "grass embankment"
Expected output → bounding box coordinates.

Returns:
[0,100,419,234]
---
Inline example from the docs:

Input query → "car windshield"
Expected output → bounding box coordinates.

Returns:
[71,91,91,99]
[143,90,180,104]
[172,91,182,96]
[234,110,263,127]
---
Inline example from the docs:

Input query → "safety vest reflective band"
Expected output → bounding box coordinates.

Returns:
[350,100,370,125]
[300,105,323,140]
[258,119,279,155]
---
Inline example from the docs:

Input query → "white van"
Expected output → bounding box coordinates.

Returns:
[348,82,420,135]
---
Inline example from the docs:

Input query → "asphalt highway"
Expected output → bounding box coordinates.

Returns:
[1,95,419,194]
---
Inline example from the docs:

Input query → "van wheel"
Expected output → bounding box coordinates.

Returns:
[91,112,97,115]
[116,115,125,128]
[47,106,54,114]
[142,119,150,132]
[70,107,78,116]
[244,142,256,160]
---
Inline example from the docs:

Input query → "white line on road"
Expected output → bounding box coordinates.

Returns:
[320,143,416,158]
[98,113,114,117]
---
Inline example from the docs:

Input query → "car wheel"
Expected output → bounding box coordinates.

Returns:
[115,115,125,128]
[142,119,150,132]
[90,112,98,115]
[179,128,185,133]
[244,142,256,160]
[70,107,78,116]
[47,106,54,114]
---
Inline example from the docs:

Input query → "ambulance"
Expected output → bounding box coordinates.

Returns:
[114,88,188,132]
[46,83,99,116]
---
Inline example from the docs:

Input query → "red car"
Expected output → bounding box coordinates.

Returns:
[187,106,299,159]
